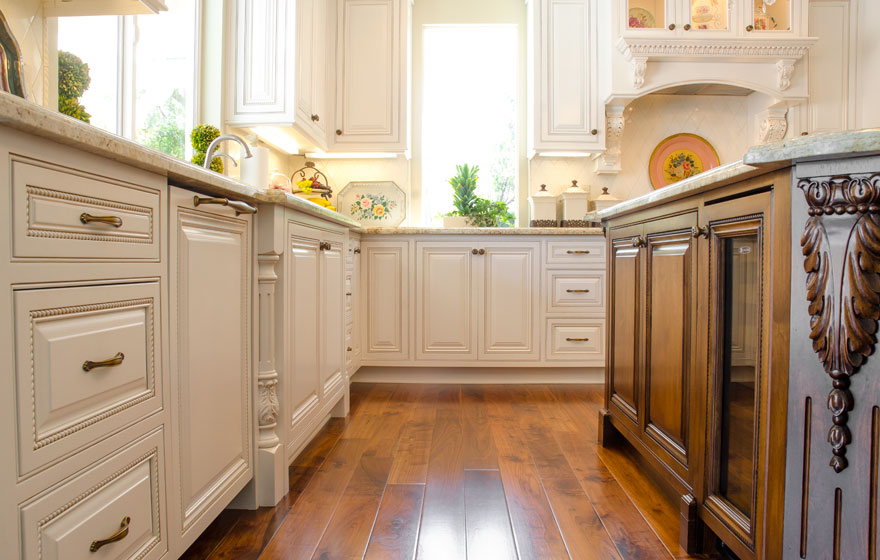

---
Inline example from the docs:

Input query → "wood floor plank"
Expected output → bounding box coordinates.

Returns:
[417,386,467,560]
[179,510,239,559]
[487,389,571,560]
[312,455,394,560]
[364,484,426,560]
[389,386,439,484]
[461,385,499,470]
[292,417,347,468]
[463,469,518,560]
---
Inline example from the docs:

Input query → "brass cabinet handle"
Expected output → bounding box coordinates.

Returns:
[311,114,320,122]
[566,250,590,255]
[631,236,646,248]
[347,346,353,352]
[566,289,590,293]
[319,241,332,251]
[691,225,710,239]
[80,213,123,228]
[353,247,361,254]
[478,248,486,255]
[346,292,352,296]
[90,516,131,552]
[83,352,125,372]
[746,24,754,32]
[683,23,691,30]
[336,129,343,136]
[472,248,479,255]
[668,23,676,30]
[192,196,257,215]
[565,337,590,342]
[590,129,598,135]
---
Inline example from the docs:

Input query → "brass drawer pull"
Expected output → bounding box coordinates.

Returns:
[346,292,352,296]
[80,213,123,228]
[566,250,590,254]
[632,236,646,248]
[319,241,332,251]
[566,289,590,293]
[90,516,131,552]
[353,247,361,254]
[82,352,125,372]
[193,196,257,215]
[691,225,709,239]
[311,114,320,122]
[565,337,590,342]
[347,347,353,352]
[478,248,485,255]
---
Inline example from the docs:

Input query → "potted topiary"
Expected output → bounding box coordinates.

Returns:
[190,124,223,173]
[443,164,515,227]
[57,50,91,123]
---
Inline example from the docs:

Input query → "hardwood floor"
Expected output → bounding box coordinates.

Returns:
[181,383,717,560]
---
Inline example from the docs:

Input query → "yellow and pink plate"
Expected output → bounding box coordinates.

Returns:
[649,133,720,190]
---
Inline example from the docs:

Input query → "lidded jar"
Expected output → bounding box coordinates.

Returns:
[529,184,558,227]
[561,180,590,226]
[592,187,620,212]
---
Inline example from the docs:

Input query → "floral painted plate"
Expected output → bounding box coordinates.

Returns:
[338,181,407,227]
[628,7,656,29]
[649,133,720,189]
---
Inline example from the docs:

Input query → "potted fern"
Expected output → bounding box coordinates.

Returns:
[443,164,515,227]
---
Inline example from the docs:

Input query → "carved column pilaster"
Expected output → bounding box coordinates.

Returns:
[595,106,625,175]
[757,106,788,144]
[257,253,281,449]
[798,173,880,473]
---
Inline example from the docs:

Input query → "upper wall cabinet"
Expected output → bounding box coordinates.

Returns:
[42,0,167,16]
[612,0,814,95]
[528,0,602,154]
[332,0,411,152]
[228,0,330,151]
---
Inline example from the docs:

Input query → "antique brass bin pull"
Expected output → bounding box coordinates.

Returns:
[82,352,125,372]
[90,516,131,552]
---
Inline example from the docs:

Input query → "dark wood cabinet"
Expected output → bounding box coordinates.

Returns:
[601,171,792,559]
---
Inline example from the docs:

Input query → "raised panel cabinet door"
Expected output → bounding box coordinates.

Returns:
[534,0,599,150]
[321,236,345,404]
[607,226,642,425]
[334,0,406,149]
[295,0,327,141]
[642,213,698,478]
[478,242,540,360]
[169,188,252,548]
[362,241,409,359]
[415,242,478,360]
[286,225,322,443]
[230,0,295,122]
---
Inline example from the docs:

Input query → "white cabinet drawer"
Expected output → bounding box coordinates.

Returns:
[544,239,604,266]
[11,159,161,261]
[19,428,167,560]
[546,319,605,363]
[545,270,605,313]
[14,282,162,477]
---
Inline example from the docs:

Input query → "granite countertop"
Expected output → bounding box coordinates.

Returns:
[360,226,604,236]
[743,127,880,165]
[0,92,361,229]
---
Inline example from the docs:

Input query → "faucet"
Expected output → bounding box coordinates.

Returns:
[203,134,254,169]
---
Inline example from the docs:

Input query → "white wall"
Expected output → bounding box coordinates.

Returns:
[1,0,47,106]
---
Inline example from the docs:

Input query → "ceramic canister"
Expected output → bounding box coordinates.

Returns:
[561,180,590,226]
[529,184,558,227]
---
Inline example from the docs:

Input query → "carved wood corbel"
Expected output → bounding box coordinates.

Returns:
[799,173,880,472]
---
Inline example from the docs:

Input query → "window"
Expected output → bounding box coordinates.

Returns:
[56,0,198,159]
[420,25,519,224]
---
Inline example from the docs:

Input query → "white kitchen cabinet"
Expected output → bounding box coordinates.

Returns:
[168,187,254,550]
[415,243,478,360]
[285,220,346,461]
[479,242,541,360]
[345,235,362,374]
[333,0,410,152]
[228,0,329,150]
[621,0,806,37]
[529,0,601,153]
[362,240,410,360]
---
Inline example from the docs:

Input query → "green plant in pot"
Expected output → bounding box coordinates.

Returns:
[443,164,515,227]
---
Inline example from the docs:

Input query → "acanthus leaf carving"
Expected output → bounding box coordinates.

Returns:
[799,173,880,473]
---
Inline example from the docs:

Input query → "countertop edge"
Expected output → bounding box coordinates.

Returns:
[743,128,880,165]
[359,227,604,236]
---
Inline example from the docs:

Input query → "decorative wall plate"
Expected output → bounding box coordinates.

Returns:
[0,9,26,98]
[628,7,656,28]
[649,133,720,189]
[338,181,406,227]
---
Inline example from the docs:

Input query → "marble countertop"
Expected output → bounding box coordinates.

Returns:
[0,92,362,229]
[360,226,604,236]
[595,160,772,221]
[743,127,880,165]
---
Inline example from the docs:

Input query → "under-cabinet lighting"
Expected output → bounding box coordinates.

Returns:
[250,127,301,155]
[304,151,400,159]
[535,151,592,158]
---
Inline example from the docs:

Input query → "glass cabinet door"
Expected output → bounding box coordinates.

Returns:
[688,0,729,31]
[750,0,791,31]
[626,0,668,30]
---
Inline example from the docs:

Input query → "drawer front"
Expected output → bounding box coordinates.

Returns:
[545,239,605,266]
[546,319,605,363]
[12,159,161,261]
[546,270,605,313]
[14,282,162,477]
[19,428,167,560]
